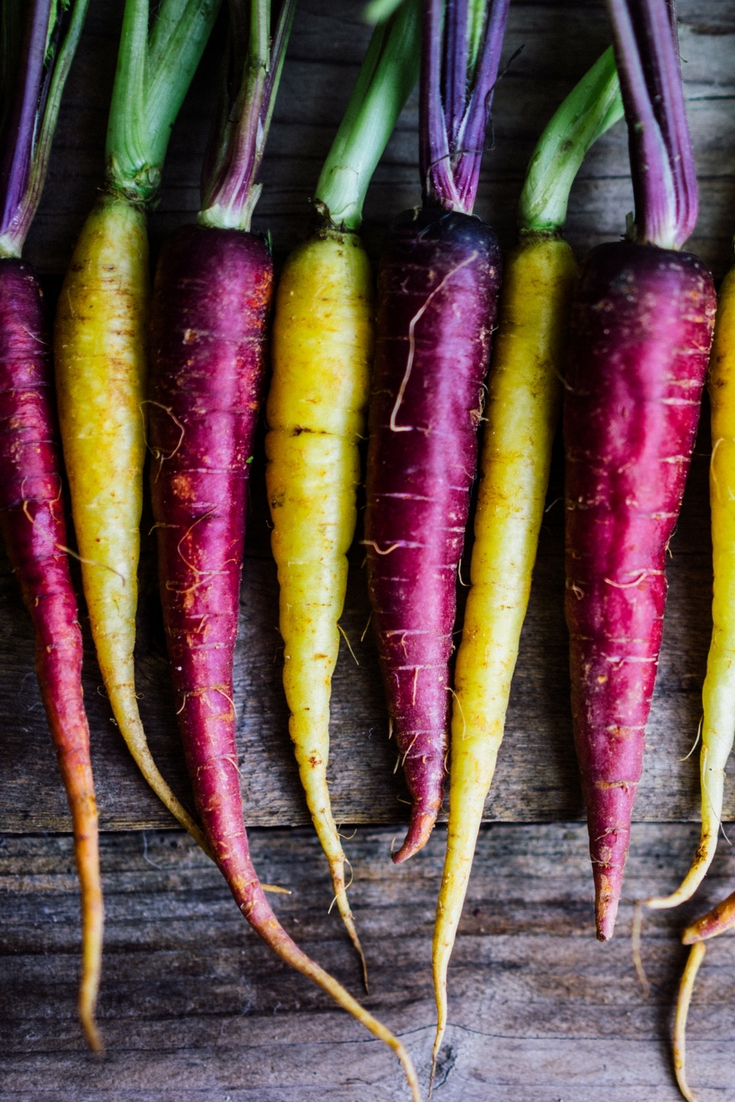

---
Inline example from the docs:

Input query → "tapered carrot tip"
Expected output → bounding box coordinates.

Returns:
[682,889,735,945]
[392,802,438,864]
[584,781,636,940]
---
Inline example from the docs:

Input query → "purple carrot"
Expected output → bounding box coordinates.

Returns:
[0,260,102,1051]
[146,5,421,1094]
[0,0,101,1048]
[365,0,507,862]
[148,224,272,896]
[564,0,716,940]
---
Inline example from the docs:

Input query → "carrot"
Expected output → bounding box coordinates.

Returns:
[147,5,420,1097]
[564,0,716,941]
[673,939,707,1102]
[647,263,735,912]
[364,0,509,864]
[671,890,735,1102]
[0,0,102,1049]
[53,0,220,851]
[266,0,419,981]
[430,48,623,1083]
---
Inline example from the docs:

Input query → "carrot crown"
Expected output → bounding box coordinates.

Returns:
[105,0,221,206]
[198,0,296,233]
[314,0,420,232]
[0,0,89,258]
[607,0,697,250]
[519,47,623,235]
[420,0,509,215]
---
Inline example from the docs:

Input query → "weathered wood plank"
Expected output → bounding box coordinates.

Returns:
[1,825,733,1100]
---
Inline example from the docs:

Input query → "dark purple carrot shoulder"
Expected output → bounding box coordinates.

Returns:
[365,0,508,863]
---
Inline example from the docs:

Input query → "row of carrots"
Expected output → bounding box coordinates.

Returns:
[1,0,733,1099]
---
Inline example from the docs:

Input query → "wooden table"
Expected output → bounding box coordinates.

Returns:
[2,2,735,1099]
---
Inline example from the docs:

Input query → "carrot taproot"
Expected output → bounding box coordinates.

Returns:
[53,0,220,850]
[671,889,735,1102]
[430,48,623,1081]
[673,939,707,1102]
[365,0,509,864]
[265,0,419,980]
[147,6,420,1096]
[0,0,103,1050]
[565,0,716,940]
[647,263,735,912]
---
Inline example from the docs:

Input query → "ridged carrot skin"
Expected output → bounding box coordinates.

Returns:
[649,265,735,911]
[565,240,716,940]
[431,234,578,1063]
[266,227,372,978]
[148,224,420,1102]
[53,193,207,850]
[0,259,103,1051]
[365,206,502,863]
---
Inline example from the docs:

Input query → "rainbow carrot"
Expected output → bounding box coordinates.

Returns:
[54,0,220,849]
[0,0,102,1049]
[147,4,420,1096]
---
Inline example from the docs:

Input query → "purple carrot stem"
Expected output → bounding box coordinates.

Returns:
[606,0,697,249]
[0,1,52,243]
[420,0,510,214]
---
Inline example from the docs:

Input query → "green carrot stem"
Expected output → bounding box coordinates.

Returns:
[518,46,623,234]
[315,0,420,231]
[199,0,295,232]
[106,0,222,204]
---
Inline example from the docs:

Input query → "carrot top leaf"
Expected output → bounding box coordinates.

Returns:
[606,0,697,250]
[519,46,623,235]
[106,0,222,206]
[421,0,510,214]
[0,0,90,258]
[198,0,296,233]
[315,0,420,232]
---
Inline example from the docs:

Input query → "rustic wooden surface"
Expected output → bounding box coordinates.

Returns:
[2,824,735,1101]
[3,5,735,1100]
[2,0,735,831]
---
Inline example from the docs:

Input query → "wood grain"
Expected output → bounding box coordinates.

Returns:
[2,0,733,832]
[1,824,734,1101]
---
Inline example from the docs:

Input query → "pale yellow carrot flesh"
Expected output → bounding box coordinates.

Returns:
[54,193,208,853]
[266,228,373,982]
[431,235,579,1085]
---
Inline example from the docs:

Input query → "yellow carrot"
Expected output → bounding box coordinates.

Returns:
[647,265,735,911]
[429,50,623,1086]
[266,229,373,979]
[53,0,220,849]
[431,233,578,1074]
[673,940,706,1102]
[264,2,419,980]
[54,194,206,847]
